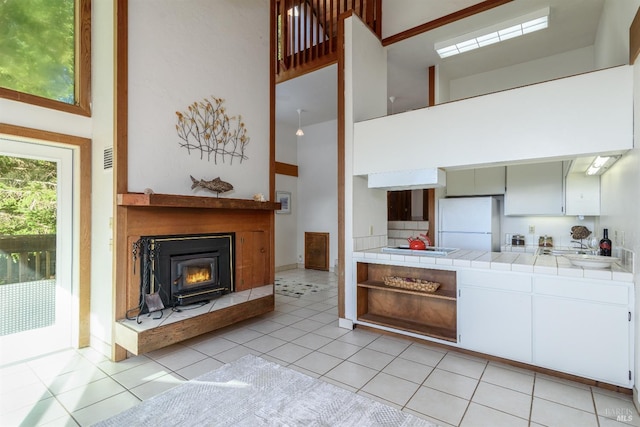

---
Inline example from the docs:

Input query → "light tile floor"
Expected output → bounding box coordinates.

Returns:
[1,268,638,426]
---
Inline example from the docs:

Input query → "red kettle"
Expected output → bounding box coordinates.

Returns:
[407,237,426,250]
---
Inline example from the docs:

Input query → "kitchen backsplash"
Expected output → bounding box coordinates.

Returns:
[501,215,598,248]
[387,220,430,247]
[353,234,387,251]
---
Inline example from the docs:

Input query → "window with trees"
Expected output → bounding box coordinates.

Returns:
[0,0,91,116]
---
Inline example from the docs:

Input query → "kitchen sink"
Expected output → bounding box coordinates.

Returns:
[536,248,598,256]
[381,246,459,257]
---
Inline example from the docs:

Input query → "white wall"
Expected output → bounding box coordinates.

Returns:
[449,46,595,101]
[88,0,116,356]
[275,121,299,269]
[127,0,270,200]
[344,15,389,323]
[594,0,640,68]
[381,0,481,38]
[600,52,640,405]
[354,66,633,175]
[297,120,338,270]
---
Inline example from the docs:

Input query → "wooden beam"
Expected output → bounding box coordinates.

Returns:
[117,193,281,210]
[381,0,513,46]
[113,0,129,362]
[428,65,435,107]
[630,6,640,65]
[276,52,338,84]
[275,161,299,177]
[337,11,353,319]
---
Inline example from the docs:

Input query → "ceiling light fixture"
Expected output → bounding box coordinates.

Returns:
[586,155,620,176]
[435,7,549,59]
[296,109,304,136]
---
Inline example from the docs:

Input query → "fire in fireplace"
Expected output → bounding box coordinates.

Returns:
[137,233,234,312]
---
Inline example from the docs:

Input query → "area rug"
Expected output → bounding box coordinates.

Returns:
[94,355,438,427]
[274,278,335,298]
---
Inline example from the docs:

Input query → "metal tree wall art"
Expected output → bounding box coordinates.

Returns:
[175,96,249,164]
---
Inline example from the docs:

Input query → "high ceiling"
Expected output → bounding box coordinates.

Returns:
[276,0,607,128]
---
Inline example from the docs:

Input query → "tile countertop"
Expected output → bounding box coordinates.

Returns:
[353,248,634,282]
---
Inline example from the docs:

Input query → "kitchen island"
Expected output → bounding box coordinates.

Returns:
[352,248,634,389]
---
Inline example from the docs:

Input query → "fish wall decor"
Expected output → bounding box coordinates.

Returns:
[190,175,233,197]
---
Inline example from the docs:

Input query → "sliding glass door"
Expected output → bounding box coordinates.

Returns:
[0,139,74,364]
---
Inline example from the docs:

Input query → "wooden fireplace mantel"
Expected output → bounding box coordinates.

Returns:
[117,192,281,211]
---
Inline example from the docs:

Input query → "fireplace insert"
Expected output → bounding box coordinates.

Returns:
[136,233,234,311]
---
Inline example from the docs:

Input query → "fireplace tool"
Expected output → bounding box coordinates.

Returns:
[128,238,165,323]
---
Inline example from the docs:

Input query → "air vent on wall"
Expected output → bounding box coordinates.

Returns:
[103,147,113,170]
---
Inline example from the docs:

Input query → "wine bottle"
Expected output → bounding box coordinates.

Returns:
[599,228,612,256]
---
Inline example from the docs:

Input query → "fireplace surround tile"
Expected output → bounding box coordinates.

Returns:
[117,285,273,333]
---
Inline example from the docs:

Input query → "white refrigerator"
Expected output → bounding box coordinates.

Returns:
[438,197,501,252]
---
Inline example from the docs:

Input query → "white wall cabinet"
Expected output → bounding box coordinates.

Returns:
[457,271,532,363]
[565,173,600,216]
[505,162,564,215]
[446,167,505,196]
[533,277,632,387]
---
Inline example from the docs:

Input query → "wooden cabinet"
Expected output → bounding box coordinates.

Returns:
[457,271,532,363]
[565,173,600,216]
[446,167,505,196]
[305,232,329,271]
[505,162,564,215]
[235,230,269,291]
[356,262,457,342]
[532,277,632,387]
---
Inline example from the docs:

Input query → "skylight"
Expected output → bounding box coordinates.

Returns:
[435,8,549,59]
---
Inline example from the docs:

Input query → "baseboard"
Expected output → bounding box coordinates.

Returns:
[275,264,298,272]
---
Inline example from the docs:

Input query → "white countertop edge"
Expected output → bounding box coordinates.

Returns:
[352,249,633,282]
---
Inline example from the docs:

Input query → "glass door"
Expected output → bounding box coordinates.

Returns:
[0,139,74,364]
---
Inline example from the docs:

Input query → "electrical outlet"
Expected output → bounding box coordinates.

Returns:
[298,254,302,263]
[370,225,374,236]
[528,225,535,234]
[614,230,619,244]
[621,231,625,246]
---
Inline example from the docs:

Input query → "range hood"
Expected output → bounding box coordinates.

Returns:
[367,168,446,190]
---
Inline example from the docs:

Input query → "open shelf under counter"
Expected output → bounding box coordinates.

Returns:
[356,262,457,343]
[117,192,281,210]
[357,280,456,301]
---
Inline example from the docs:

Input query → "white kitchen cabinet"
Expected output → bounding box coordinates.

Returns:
[505,162,564,215]
[446,170,474,196]
[565,173,600,216]
[533,277,632,387]
[457,271,532,363]
[446,167,505,196]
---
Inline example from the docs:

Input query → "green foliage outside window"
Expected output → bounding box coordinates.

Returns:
[0,156,57,235]
[0,0,75,104]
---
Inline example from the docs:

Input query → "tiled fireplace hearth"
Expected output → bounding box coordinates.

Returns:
[114,193,279,359]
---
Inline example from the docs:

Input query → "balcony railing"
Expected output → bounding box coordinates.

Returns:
[275,0,381,82]
[0,234,56,285]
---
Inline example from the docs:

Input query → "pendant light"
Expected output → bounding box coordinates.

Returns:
[296,109,304,136]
